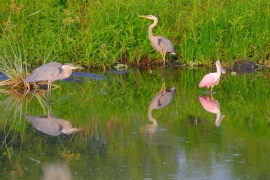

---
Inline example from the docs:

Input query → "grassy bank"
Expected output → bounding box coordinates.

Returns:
[0,0,270,69]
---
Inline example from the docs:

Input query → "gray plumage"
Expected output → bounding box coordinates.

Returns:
[140,15,176,61]
[26,115,81,136]
[148,87,176,126]
[25,62,83,91]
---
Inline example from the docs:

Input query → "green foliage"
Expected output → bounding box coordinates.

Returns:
[0,0,269,68]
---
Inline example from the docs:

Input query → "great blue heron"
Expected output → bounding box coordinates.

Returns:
[199,95,225,126]
[26,114,82,136]
[148,86,176,126]
[140,15,176,65]
[25,62,84,91]
[199,61,226,92]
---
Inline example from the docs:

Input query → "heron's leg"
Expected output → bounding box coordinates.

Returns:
[159,82,166,94]
[47,80,52,96]
[160,50,166,67]
[160,50,167,90]
[47,84,52,117]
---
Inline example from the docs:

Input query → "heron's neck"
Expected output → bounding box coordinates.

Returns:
[148,108,158,126]
[54,68,72,81]
[148,18,158,39]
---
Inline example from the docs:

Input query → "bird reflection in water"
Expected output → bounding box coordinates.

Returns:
[147,84,176,127]
[26,114,82,136]
[26,94,82,136]
[43,162,72,180]
[199,94,225,126]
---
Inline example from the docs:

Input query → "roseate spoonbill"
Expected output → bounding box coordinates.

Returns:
[25,62,84,92]
[148,86,176,126]
[199,61,225,92]
[26,114,82,136]
[199,95,225,126]
[140,15,176,66]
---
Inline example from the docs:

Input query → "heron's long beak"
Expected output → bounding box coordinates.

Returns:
[70,65,84,70]
[62,128,83,135]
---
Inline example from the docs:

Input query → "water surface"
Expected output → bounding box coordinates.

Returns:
[0,68,269,179]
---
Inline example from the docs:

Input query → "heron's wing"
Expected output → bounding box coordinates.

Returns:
[158,92,175,108]
[25,62,62,82]
[156,35,176,54]
[26,115,62,136]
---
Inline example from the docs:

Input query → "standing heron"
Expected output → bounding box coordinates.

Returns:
[25,62,83,91]
[199,61,226,92]
[140,15,176,66]
[148,86,176,126]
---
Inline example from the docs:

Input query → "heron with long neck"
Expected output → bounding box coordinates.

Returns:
[140,15,176,93]
[140,15,176,64]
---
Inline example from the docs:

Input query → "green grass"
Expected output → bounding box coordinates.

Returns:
[0,0,270,69]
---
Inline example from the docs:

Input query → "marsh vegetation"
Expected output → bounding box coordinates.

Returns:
[0,0,270,69]
[0,0,270,179]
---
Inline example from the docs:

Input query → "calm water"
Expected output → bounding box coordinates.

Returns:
[0,68,270,179]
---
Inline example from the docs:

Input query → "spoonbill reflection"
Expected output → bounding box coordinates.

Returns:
[26,114,82,136]
[199,61,225,92]
[199,95,225,126]
[148,85,176,126]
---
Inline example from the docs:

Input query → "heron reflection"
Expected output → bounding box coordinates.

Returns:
[148,84,176,126]
[26,114,82,136]
[26,93,81,136]
[199,95,225,126]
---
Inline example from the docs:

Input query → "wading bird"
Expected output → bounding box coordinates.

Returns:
[199,61,226,92]
[140,15,176,66]
[199,95,225,126]
[148,86,176,126]
[25,62,83,91]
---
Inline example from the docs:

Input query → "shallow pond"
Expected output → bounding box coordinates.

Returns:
[0,67,270,179]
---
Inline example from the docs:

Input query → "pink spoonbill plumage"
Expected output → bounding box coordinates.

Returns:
[199,95,225,126]
[199,61,225,92]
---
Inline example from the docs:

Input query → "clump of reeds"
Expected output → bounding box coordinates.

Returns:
[0,54,29,94]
